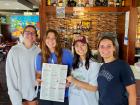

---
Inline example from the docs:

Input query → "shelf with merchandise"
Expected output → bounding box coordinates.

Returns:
[46,6,130,15]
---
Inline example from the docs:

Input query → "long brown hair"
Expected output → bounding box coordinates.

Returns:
[41,29,62,63]
[97,35,119,62]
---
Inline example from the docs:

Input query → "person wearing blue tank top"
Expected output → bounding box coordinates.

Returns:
[35,29,73,105]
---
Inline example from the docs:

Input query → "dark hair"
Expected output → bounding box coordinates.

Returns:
[41,29,62,63]
[73,43,96,70]
[97,35,119,61]
[23,25,37,36]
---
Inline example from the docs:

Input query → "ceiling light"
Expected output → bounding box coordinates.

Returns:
[12,13,16,14]
[24,12,32,16]
[36,12,39,15]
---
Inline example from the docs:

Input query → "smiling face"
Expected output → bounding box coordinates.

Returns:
[23,27,36,45]
[98,39,116,62]
[45,32,56,51]
[74,41,87,59]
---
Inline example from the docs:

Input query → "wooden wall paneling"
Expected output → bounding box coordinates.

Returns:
[131,0,137,7]
[131,0,140,7]
[117,13,127,60]
[128,7,138,64]
[125,0,131,6]
[136,80,140,105]
[136,0,140,7]
[137,98,140,105]
[136,80,140,97]
[39,0,46,46]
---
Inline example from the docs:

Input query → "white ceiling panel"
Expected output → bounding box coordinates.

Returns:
[0,0,33,10]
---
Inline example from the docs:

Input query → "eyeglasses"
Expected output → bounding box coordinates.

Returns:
[24,31,36,36]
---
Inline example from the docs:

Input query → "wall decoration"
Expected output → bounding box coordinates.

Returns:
[81,20,92,31]
[46,13,118,50]
[56,7,65,18]
[10,15,40,37]
[0,16,6,24]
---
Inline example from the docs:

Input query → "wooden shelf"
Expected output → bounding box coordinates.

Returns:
[46,6,130,15]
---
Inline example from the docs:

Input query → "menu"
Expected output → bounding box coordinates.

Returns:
[40,63,68,102]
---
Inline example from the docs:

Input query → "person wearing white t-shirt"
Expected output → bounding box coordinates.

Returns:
[67,35,100,105]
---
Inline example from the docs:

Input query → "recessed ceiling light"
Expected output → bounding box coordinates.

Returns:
[36,12,39,15]
[16,8,19,9]
[24,12,32,16]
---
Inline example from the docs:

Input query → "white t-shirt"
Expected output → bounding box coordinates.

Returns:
[69,60,100,105]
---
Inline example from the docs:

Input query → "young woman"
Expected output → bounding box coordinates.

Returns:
[67,35,100,105]
[97,36,136,105]
[6,25,41,105]
[35,29,73,105]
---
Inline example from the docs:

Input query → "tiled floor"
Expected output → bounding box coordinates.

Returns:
[0,60,11,105]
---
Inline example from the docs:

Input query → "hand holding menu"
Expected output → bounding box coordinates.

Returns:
[40,63,68,102]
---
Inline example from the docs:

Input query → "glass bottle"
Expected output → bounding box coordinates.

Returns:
[108,0,114,7]
[116,0,120,7]
[102,0,108,6]
[95,0,101,6]
[121,0,125,7]
[77,0,85,7]
[67,0,77,7]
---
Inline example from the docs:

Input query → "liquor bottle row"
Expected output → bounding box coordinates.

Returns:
[46,0,125,7]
